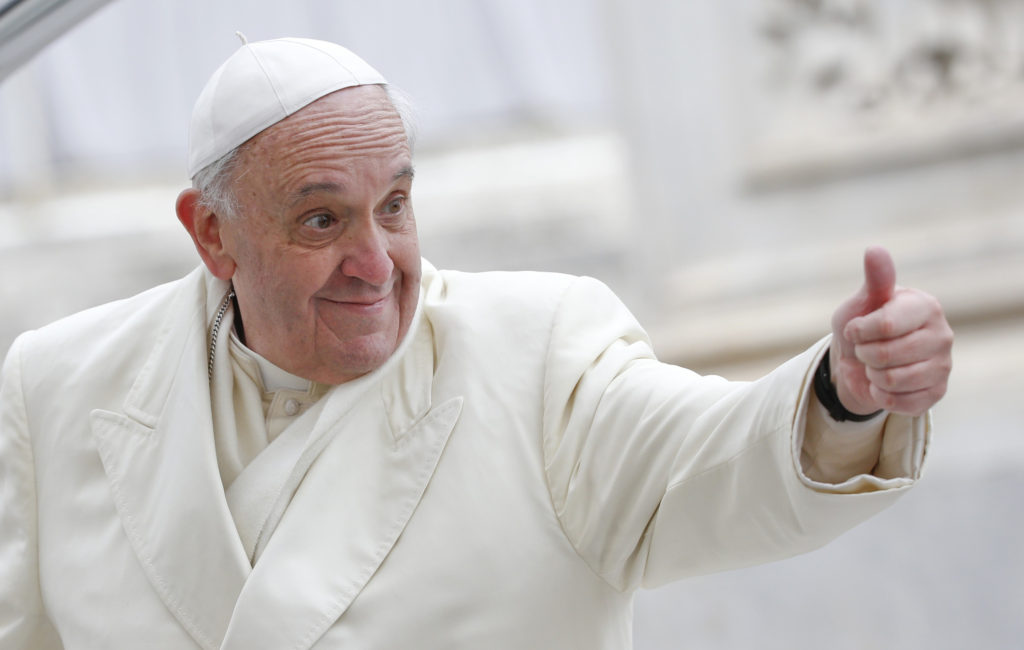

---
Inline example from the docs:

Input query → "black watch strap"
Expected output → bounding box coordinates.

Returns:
[814,353,884,422]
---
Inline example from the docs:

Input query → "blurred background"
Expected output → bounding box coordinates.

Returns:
[1,0,1021,647]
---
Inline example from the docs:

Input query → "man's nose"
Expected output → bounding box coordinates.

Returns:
[339,219,394,286]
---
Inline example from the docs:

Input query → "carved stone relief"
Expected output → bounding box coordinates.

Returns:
[747,0,1024,187]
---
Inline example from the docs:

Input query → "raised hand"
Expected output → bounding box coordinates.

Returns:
[829,246,953,417]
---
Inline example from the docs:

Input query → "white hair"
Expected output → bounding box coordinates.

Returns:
[193,84,419,220]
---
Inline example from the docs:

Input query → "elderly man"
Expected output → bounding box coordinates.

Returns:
[0,37,952,649]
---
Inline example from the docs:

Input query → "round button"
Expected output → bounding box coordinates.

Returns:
[283,398,301,416]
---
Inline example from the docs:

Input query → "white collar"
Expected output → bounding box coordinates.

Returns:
[229,330,312,393]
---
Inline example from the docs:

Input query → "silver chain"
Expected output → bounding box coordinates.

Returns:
[208,290,235,381]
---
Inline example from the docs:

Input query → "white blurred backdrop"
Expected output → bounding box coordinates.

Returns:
[1,1,1022,648]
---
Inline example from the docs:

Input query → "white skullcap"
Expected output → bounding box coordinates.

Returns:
[187,36,388,178]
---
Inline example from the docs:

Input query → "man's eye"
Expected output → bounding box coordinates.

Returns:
[384,197,405,214]
[303,213,334,229]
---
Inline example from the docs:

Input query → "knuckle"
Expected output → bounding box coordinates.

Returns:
[873,365,904,391]
[877,314,897,339]
[872,386,896,411]
[940,357,953,378]
[873,344,890,367]
[878,367,896,389]
[939,324,955,349]
[865,366,883,387]
[884,392,898,411]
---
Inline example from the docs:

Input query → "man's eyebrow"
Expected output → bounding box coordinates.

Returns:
[289,182,344,206]
[288,167,413,207]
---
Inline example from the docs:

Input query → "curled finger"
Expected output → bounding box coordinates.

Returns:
[844,289,943,344]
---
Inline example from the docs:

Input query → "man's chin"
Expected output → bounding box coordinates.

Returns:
[309,334,400,385]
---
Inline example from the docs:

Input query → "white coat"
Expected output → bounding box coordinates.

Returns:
[0,261,926,649]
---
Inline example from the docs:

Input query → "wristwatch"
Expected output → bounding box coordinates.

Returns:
[814,353,884,422]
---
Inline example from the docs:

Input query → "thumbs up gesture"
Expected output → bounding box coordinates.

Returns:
[829,246,953,417]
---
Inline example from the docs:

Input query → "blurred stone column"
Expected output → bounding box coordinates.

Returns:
[597,0,736,325]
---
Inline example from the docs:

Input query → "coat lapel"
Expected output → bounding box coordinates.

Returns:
[89,269,250,650]
[220,315,463,650]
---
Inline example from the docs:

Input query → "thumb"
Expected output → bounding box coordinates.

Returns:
[859,245,896,315]
[830,247,899,417]
[831,246,897,347]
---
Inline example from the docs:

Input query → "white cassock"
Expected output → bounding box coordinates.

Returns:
[0,260,927,649]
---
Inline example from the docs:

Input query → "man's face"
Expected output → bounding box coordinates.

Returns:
[219,86,420,385]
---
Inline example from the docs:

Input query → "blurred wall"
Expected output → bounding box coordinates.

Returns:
[0,0,626,349]
[605,0,1024,365]
[0,0,612,190]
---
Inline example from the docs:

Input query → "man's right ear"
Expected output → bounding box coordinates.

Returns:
[176,188,237,281]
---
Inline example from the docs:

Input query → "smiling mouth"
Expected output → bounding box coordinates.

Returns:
[338,297,385,305]
[319,294,391,309]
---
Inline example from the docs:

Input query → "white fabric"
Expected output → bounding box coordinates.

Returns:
[211,316,334,489]
[236,333,312,393]
[224,389,328,563]
[0,260,929,649]
[213,297,427,564]
[802,395,886,484]
[187,37,387,177]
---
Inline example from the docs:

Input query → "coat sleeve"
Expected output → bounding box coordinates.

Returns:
[541,276,928,592]
[0,335,63,649]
